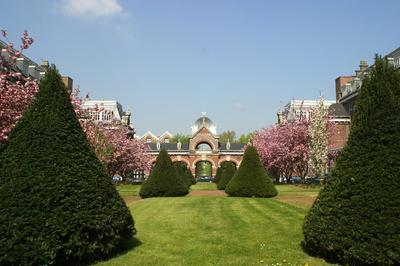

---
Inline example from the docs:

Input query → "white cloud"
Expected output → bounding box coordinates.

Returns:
[62,0,123,18]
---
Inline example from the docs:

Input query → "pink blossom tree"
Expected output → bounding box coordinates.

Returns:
[71,89,151,176]
[0,30,38,143]
[253,119,309,182]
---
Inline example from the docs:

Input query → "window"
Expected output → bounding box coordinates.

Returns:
[196,142,212,151]
[164,138,170,143]
[102,111,112,121]
[146,138,152,143]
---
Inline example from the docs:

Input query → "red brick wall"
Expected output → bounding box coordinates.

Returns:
[335,76,353,102]
[329,122,351,149]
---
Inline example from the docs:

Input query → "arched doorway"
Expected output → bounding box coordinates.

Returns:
[195,161,212,178]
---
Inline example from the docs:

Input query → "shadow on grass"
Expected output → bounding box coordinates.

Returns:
[300,240,341,265]
[89,237,142,265]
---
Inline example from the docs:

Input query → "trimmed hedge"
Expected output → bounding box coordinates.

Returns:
[216,162,236,190]
[225,146,277,197]
[302,57,400,265]
[174,161,195,188]
[139,149,189,198]
[214,161,230,185]
[0,68,135,265]
[214,167,223,184]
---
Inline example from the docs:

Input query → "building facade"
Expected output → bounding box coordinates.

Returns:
[336,47,400,116]
[140,131,173,144]
[0,39,74,91]
[144,115,245,177]
[277,99,351,154]
[80,100,134,134]
[277,99,336,124]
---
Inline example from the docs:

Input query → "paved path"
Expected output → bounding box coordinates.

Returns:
[188,190,226,197]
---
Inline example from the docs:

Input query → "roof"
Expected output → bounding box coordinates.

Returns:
[146,142,245,152]
[328,103,350,118]
[147,143,189,151]
[219,143,246,151]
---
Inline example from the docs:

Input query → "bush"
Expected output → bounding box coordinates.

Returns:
[139,149,189,198]
[174,161,195,188]
[225,146,277,197]
[214,167,223,184]
[0,68,135,265]
[214,161,230,185]
[302,57,400,265]
[216,162,236,190]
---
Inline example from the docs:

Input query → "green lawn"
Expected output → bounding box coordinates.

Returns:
[97,184,329,265]
[190,182,217,190]
[116,184,141,197]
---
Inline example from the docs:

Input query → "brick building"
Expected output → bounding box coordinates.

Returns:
[144,115,245,177]
[277,99,351,153]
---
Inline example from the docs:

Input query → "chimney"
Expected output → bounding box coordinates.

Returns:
[61,76,73,93]
[359,60,368,71]
[41,60,49,70]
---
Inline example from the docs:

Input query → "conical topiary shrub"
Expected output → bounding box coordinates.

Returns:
[140,149,189,198]
[225,146,277,197]
[214,161,230,185]
[217,161,236,190]
[0,68,135,265]
[302,57,400,265]
[185,164,196,185]
[214,166,223,184]
[173,161,194,188]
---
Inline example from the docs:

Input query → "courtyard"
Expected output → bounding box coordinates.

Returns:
[101,184,330,265]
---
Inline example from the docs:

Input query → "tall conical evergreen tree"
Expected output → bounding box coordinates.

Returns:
[225,146,277,197]
[302,57,400,265]
[216,161,236,190]
[140,149,189,198]
[0,69,135,265]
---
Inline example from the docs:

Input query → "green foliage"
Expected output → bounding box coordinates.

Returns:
[214,167,223,184]
[214,161,231,184]
[170,133,190,144]
[0,69,135,265]
[302,57,400,265]
[216,162,236,190]
[225,146,278,197]
[174,161,196,188]
[238,132,255,144]
[219,130,236,143]
[140,149,189,198]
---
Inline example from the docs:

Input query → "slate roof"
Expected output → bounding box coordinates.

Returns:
[328,103,350,118]
[219,143,246,151]
[146,143,189,151]
[146,142,245,151]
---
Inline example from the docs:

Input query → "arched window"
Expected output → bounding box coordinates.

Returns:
[196,142,212,151]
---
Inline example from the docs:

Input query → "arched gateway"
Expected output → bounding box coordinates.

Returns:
[143,114,245,177]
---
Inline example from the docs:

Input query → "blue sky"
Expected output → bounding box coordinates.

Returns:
[1,0,399,135]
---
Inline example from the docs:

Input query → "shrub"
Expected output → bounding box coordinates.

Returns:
[216,162,236,190]
[140,149,189,198]
[214,167,223,184]
[174,161,195,188]
[302,57,400,265]
[214,161,230,185]
[225,146,277,197]
[0,68,135,265]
